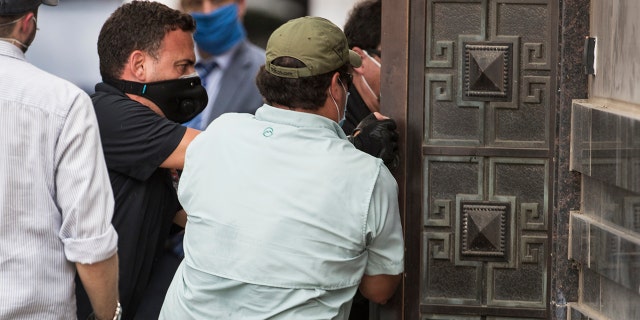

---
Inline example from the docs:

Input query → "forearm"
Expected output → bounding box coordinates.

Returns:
[359,273,402,305]
[174,209,187,228]
[76,253,120,320]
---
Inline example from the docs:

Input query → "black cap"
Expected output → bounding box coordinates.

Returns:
[0,0,58,15]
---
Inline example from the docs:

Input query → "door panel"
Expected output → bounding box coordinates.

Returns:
[405,0,558,318]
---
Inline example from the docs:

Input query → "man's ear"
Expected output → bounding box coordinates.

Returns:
[236,0,247,19]
[18,12,35,33]
[350,47,366,75]
[329,72,345,97]
[127,50,148,81]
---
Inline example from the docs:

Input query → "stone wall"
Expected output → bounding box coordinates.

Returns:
[567,1,640,318]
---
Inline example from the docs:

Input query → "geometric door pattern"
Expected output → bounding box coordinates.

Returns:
[423,157,549,318]
[416,0,557,318]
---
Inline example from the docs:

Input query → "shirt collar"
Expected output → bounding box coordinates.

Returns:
[255,104,347,139]
[0,39,25,61]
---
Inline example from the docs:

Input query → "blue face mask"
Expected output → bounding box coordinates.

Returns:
[191,3,246,56]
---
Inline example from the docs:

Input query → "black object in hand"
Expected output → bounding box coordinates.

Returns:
[347,113,399,170]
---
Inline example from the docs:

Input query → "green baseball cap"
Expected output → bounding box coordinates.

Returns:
[265,16,362,79]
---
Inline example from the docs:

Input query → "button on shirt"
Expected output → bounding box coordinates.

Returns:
[160,105,404,319]
[0,41,118,319]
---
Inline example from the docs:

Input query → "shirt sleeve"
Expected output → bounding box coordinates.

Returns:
[364,165,405,275]
[96,97,187,181]
[56,91,118,264]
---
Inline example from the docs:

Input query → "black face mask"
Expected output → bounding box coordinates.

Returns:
[105,76,208,123]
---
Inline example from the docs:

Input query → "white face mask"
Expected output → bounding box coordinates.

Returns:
[329,78,349,126]
[364,50,381,68]
[361,50,381,101]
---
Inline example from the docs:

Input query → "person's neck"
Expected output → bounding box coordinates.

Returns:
[272,102,335,122]
[126,93,165,117]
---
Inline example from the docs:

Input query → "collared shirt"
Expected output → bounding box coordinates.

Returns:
[0,41,118,319]
[183,42,241,130]
[160,105,404,319]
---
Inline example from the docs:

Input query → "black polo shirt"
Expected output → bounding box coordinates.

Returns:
[342,84,373,135]
[76,82,187,320]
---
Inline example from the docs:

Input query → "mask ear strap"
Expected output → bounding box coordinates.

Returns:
[337,78,347,93]
[363,50,381,68]
[0,37,28,49]
[103,78,148,95]
[0,17,21,27]
[360,74,378,100]
[328,86,340,123]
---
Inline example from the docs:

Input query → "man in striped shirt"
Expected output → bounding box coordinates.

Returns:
[0,0,120,319]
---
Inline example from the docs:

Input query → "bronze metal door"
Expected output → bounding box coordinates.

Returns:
[398,0,559,318]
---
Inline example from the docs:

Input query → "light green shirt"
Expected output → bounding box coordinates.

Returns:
[160,105,404,319]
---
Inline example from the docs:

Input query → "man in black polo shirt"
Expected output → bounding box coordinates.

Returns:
[75,2,206,319]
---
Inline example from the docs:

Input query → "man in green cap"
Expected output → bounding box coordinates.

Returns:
[159,16,404,319]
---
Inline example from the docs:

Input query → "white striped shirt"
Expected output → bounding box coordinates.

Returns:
[0,41,118,319]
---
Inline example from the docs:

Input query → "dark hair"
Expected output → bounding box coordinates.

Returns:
[255,57,350,111]
[97,1,196,80]
[0,13,29,37]
[343,0,381,50]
